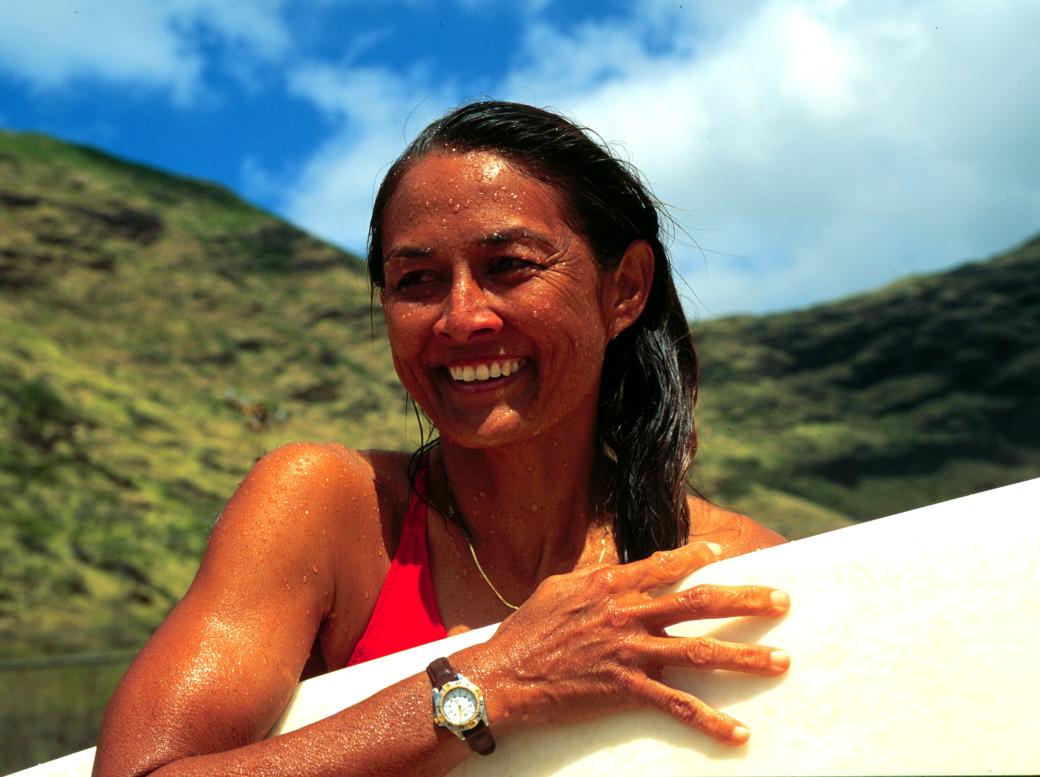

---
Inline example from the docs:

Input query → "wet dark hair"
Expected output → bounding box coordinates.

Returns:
[368,101,698,563]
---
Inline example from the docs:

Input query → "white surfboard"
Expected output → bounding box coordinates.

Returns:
[10,478,1040,776]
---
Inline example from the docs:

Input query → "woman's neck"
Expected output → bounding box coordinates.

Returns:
[432,423,612,589]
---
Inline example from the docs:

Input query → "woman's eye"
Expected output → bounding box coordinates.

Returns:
[394,271,438,290]
[490,256,535,274]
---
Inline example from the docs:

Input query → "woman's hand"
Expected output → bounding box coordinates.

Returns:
[458,541,789,745]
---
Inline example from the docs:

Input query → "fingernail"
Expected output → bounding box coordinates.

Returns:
[770,650,790,670]
[732,725,750,743]
[706,542,722,555]
[770,590,790,609]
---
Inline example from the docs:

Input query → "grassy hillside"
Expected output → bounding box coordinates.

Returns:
[693,235,1040,534]
[0,131,410,657]
[2,129,1037,660]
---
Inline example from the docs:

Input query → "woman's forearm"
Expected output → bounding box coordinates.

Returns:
[98,541,791,777]
[99,636,520,777]
[143,672,468,777]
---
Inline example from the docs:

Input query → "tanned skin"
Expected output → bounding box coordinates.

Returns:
[94,150,788,777]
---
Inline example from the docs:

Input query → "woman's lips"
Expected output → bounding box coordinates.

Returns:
[445,358,526,383]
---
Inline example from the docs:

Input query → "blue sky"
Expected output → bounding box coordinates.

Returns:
[2,0,1039,318]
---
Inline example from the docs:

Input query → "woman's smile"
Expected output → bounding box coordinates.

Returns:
[445,357,526,384]
[380,150,616,447]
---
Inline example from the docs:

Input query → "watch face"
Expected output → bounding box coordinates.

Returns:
[441,686,479,727]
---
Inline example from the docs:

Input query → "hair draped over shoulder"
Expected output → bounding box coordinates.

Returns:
[368,101,700,563]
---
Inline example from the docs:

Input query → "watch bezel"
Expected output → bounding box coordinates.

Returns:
[433,676,486,731]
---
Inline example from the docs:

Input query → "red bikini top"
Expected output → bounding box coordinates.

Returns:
[345,464,447,666]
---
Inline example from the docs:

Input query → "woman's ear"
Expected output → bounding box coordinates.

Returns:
[601,239,655,340]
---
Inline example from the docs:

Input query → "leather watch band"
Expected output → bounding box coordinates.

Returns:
[465,720,496,755]
[426,657,455,689]
[426,657,496,755]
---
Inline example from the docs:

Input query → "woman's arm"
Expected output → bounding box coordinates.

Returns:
[93,443,475,777]
[95,445,789,776]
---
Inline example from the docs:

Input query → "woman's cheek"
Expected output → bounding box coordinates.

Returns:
[384,312,427,392]
[383,301,424,352]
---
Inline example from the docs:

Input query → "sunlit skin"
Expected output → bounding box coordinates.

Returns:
[92,151,789,777]
[380,150,619,451]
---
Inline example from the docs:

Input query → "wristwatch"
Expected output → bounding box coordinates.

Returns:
[426,657,496,755]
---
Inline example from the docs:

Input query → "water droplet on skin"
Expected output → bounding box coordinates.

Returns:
[452,203,461,213]
[302,575,307,583]
[311,565,319,574]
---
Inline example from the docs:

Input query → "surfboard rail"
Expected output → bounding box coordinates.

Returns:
[10,477,1040,776]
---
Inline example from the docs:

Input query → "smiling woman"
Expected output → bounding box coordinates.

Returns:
[92,101,788,777]
[379,150,623,451]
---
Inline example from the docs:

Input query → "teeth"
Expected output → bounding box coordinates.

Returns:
[449,359,522,382]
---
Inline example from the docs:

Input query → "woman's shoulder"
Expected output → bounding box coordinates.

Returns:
[685,493,787,559]
[208,444,415,599]
[224,443,414,541]
[244,442,411,497]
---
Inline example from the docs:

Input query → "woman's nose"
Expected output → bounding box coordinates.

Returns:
[433,274,503,342]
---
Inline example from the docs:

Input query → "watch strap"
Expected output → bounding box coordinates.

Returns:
[426,657,455,689]
[426,657,496,756]
[465,720,496,755]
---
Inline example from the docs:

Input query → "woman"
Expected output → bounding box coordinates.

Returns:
[94,101,789,777]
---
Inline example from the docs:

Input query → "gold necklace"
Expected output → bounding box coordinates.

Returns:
[434,477,520,609]
[436,462,611,611]
[465,526,611,611]
[466,538,521,610]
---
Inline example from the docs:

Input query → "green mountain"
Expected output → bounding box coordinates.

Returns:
[0,130,410,657]
[2,129,1038,658]
[693,235,1040,537]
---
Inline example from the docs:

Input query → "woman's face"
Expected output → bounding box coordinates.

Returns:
[379,150,626,449]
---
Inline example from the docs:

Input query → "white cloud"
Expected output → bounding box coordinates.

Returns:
[280,63,457,253]
[500,0,1040,316]
[279,0,1040,316]
[0,0,289,103]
